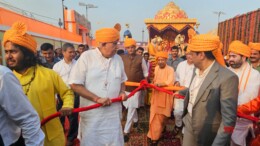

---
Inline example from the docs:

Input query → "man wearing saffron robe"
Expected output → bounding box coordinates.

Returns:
[69,27,128,145]
[228,40,260,146]
[147,51,174,145]
[180,34,238,146]
[3,22,74,146]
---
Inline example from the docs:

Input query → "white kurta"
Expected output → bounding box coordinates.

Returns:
[175,60,194,88]
[229,62,260,146]
[123,91,141,108]
[174,60,194,127]
[53,59,76,85]
[69,48,127,146]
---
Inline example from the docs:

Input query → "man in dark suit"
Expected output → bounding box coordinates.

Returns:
[179,34,239,146]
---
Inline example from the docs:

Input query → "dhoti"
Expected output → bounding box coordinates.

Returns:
[147,114,167,140]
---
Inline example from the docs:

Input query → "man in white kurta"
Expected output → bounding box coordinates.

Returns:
[53,45,76,85]
[228,41,260,146]
[173,52,194,133]
[69,28,127,146]
[53,43,78,145]
[53,57,76,83]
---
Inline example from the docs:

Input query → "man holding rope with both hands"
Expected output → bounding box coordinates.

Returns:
[69,27,127,146]
[228,41,260,146]
[3,22,74,146]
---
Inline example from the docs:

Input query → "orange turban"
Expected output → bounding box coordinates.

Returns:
[156,51,168,59]
[3,22,37,53]
[95,28,120,43]
[228,40,251,57]
[248,42,260,51]
[188,34,226,67]
[124,37,136,47]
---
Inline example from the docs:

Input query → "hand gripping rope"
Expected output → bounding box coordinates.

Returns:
[41,80,259,126]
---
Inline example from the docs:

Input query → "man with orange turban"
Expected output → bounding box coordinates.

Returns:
[147,51,174,145]
[69,27,127,145]
[248,42,260,72]
[3,22,74,146]
[179,34,239,146]
[227,40,260,146]
[121,37,148,142]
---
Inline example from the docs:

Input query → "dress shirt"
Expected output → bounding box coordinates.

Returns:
[188,61,215,116]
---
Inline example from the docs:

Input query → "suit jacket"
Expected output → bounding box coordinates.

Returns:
[181,61,239,146]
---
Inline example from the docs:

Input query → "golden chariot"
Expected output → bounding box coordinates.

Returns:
[144,2,199,104]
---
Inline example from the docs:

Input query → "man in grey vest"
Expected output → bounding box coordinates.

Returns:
[121,37,148,142]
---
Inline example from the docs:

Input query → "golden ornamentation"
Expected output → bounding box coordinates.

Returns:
[154,2,188,20]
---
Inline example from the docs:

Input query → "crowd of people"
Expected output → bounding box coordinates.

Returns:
[0,21,260,146]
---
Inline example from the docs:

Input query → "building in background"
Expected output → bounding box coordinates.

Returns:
[0,7,92,64]
[64,9,91,45]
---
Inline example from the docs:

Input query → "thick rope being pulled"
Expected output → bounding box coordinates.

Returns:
[41,80,259,126]
[41,80,184,126]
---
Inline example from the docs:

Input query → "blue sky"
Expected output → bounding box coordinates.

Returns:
[1,0,259,41]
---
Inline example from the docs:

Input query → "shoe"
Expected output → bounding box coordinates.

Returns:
[133,122,138,128]
[124,134,129,142]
